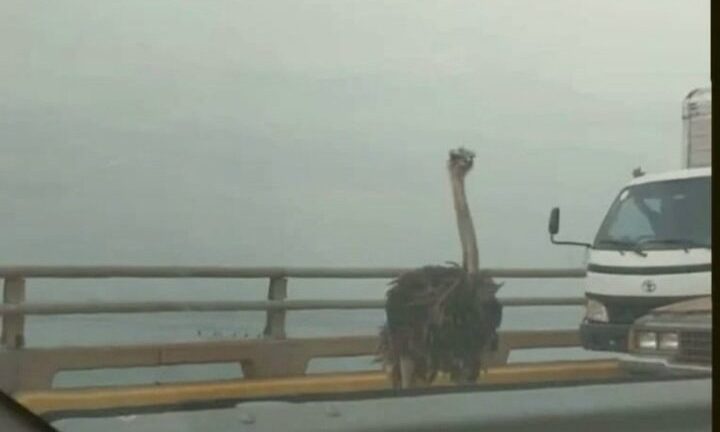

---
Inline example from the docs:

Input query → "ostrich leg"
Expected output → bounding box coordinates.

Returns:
[399,356,415,389]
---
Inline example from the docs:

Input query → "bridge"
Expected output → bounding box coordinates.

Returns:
[0,265,710,429]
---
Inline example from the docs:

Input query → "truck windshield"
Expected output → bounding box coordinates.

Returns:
[594,176,711,251]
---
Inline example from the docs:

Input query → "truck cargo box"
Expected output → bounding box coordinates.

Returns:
[682,87,711,169]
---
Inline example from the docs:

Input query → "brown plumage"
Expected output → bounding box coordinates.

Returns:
[377,148,503,388]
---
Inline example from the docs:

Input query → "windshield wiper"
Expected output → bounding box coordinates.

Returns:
[637,238,711,252]
[596,239,647,257]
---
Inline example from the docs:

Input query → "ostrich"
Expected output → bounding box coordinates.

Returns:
[377,147,503,389]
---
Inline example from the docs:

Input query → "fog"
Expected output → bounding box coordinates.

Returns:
[1,0,709,272]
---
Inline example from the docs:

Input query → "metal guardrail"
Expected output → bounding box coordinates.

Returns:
[0,266,587,279]
[1,266,586,345]
[0,266,587,395]
[0,297,585,316]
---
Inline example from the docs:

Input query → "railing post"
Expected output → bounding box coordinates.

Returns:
[2,277,26,348]
[263,277,287,339]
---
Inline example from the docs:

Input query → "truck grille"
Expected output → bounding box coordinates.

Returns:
[606,304,656,323]
[604,297,677,324]
[677,331,712,365]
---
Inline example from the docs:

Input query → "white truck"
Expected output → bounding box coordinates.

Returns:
[547,87,712,352]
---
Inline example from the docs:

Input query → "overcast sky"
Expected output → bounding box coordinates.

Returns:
[0,0,710,276]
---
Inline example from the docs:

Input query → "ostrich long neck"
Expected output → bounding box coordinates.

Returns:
[450,170,479,276]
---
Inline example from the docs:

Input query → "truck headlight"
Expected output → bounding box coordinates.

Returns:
[658,332,679,351]
[585,299,609,323]
[636,331,657,350]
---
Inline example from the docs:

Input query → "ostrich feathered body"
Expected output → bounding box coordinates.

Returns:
[377,265,503,387]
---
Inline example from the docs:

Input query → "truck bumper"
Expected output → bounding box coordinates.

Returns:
[619,354,712,376]
[579,321,630,352]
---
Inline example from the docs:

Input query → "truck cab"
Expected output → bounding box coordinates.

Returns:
[548,87,712,353]
[578,168,711,351]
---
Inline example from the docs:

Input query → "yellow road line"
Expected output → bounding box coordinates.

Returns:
[17,359,622,416]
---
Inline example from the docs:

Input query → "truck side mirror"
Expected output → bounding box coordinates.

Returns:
[548,207,560,236]
[547,207,592,248]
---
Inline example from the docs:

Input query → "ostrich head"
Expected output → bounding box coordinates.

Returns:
[447,147,475,179]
